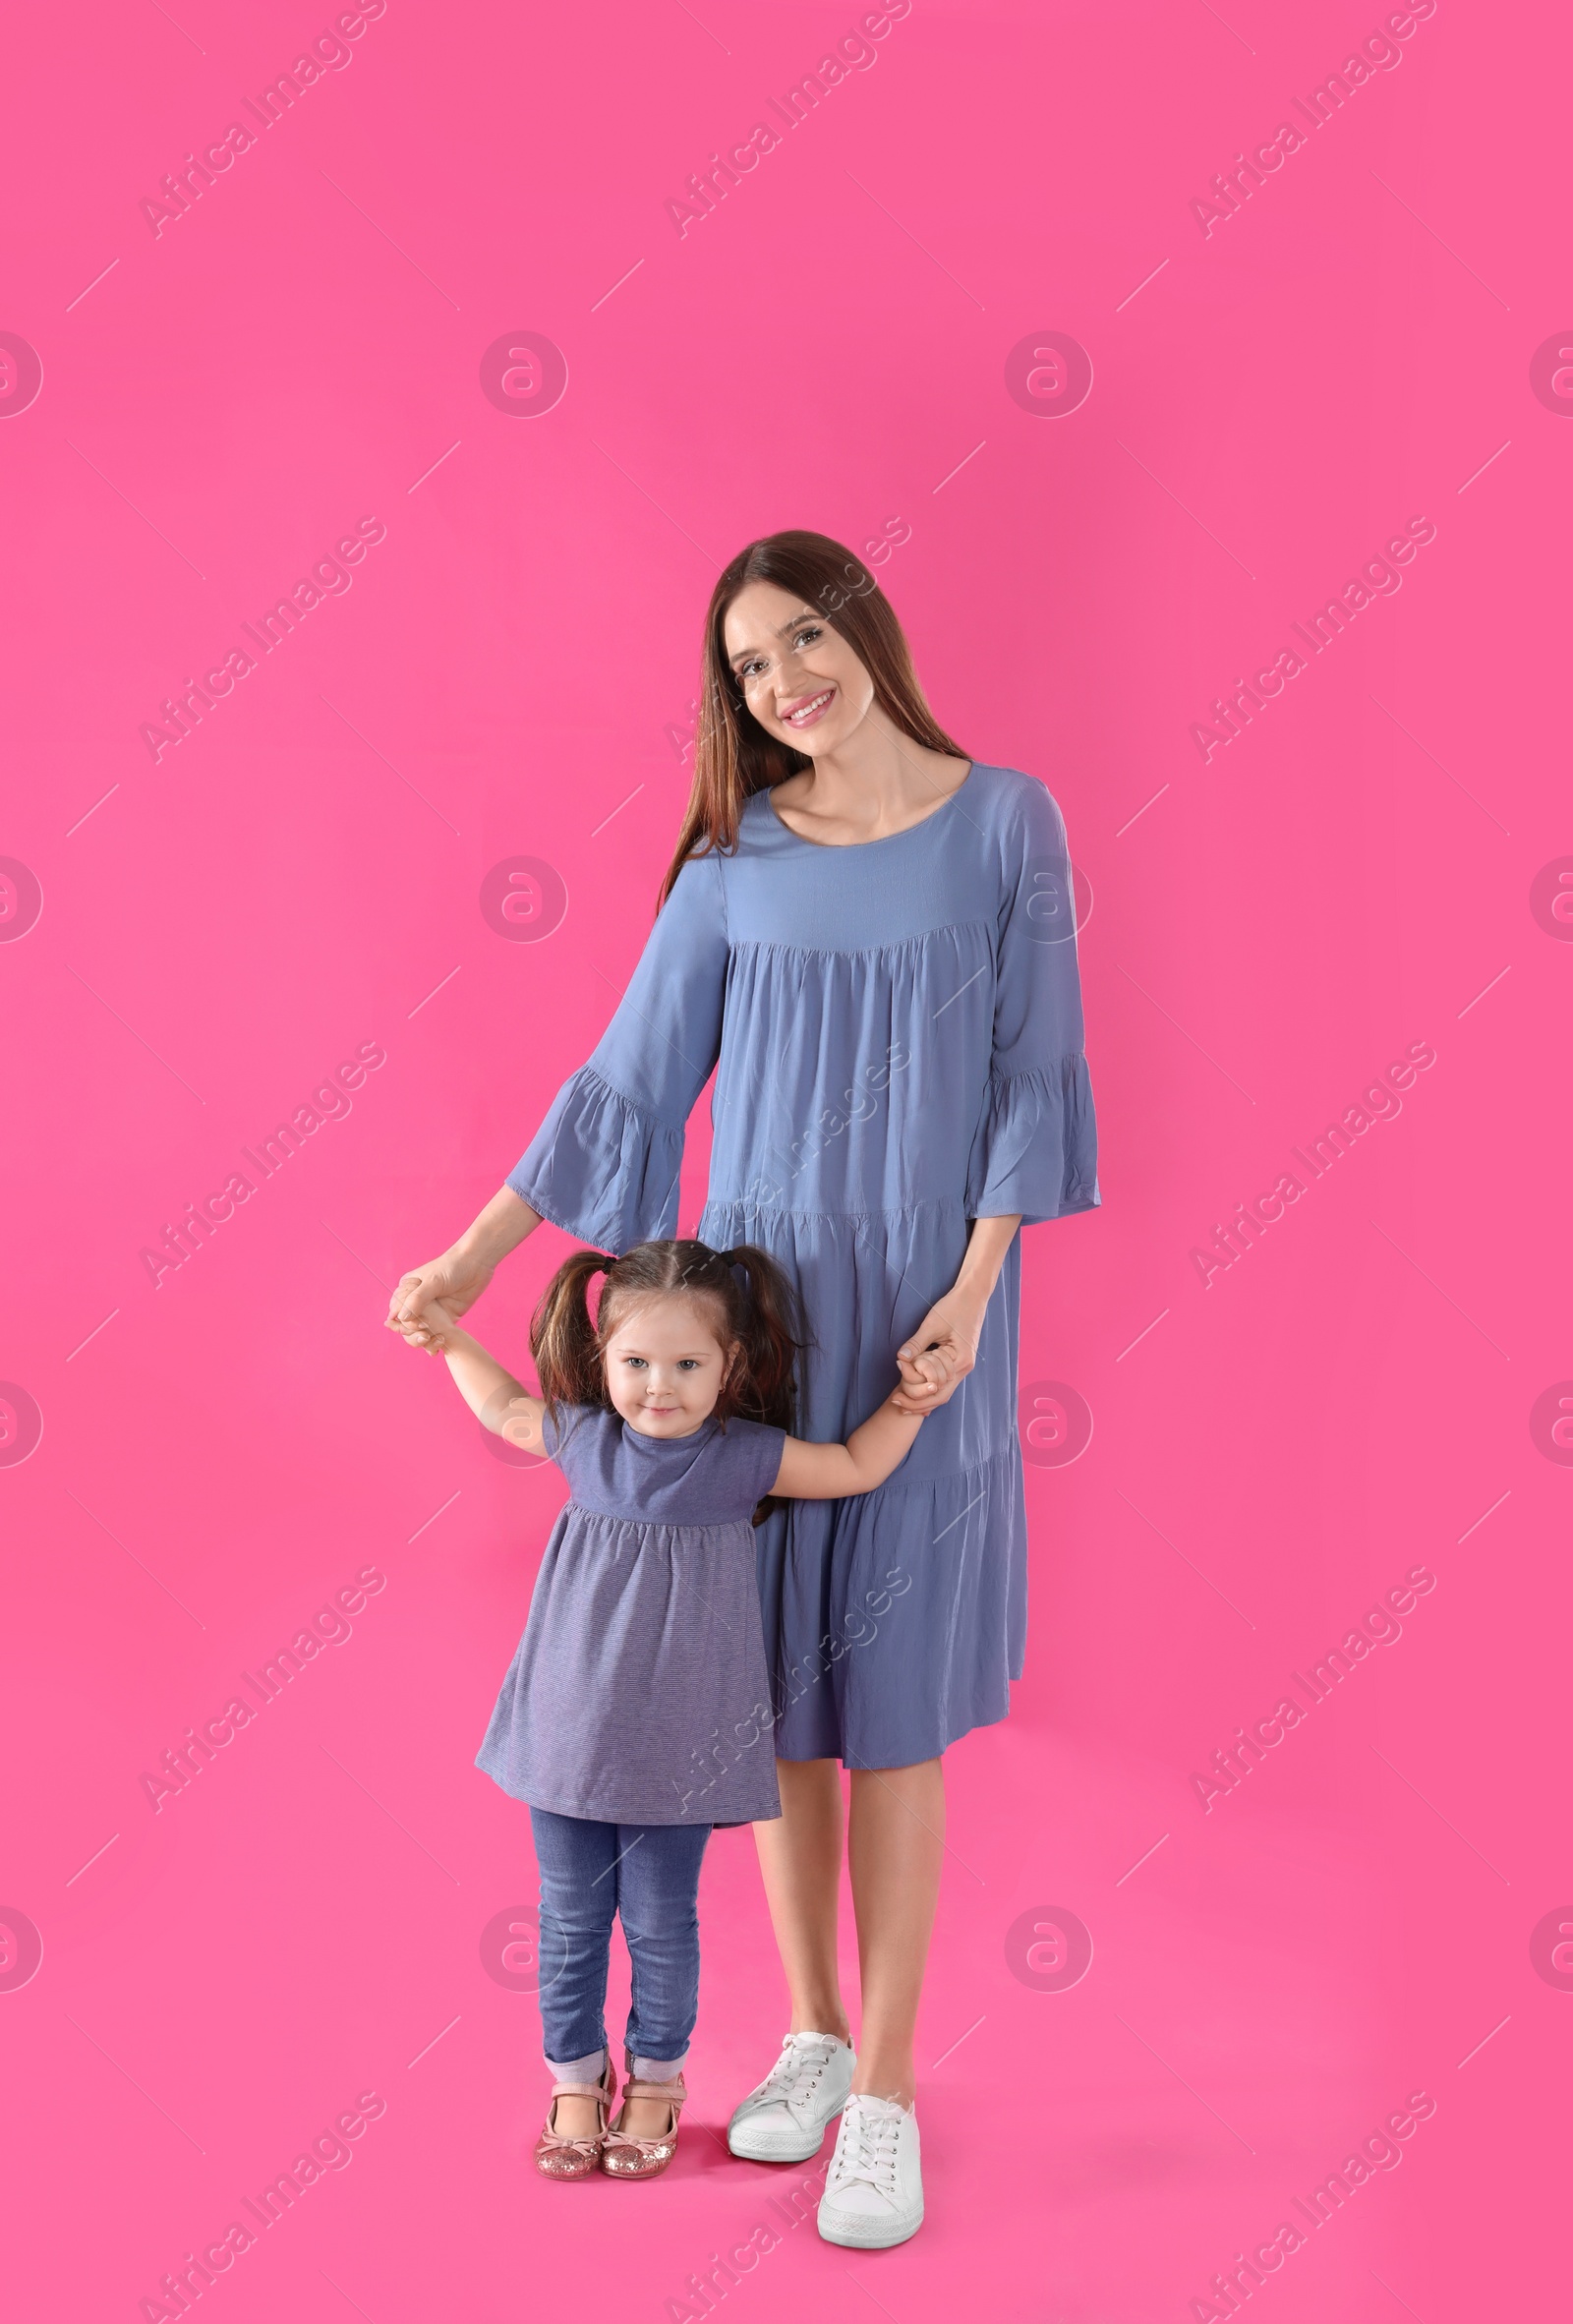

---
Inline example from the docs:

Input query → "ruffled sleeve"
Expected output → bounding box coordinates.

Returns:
[965,779,1100,1227]
[508,853,729,1251]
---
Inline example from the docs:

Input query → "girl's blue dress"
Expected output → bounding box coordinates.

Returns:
[476,1402,786,1826]
[508,764,1099,1769]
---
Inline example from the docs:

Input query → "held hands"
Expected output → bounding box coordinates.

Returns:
[892,1288,987,1416]
[383,1247,494,1354]
[384,1187,542,1354]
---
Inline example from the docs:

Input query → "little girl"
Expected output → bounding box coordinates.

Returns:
[432,1237,925,2181]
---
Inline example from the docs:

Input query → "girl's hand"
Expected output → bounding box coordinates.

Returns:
[385,1246,494,1354]
[892,1290,986,1415]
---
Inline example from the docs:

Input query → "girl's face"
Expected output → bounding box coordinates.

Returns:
[601,1295,737,1439]
[722,580,878,757]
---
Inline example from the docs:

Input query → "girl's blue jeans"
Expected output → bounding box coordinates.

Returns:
[529,1807,711,2076]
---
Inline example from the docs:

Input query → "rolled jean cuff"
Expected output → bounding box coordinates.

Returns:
[630,2051,687,2081]
[546,2048,607,2083]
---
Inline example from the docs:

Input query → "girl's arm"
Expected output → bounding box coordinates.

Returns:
[436,1308,549,1456]
[771,1389,924,1501]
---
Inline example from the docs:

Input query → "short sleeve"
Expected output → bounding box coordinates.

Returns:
[539,1400,609,1484]
[711,1418,787,1518]
[508,853,729,1251]
[965,779,1100,1227]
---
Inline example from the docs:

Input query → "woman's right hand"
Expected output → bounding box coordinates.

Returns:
[385,1188,542,1353]
[385,1246,495,1354]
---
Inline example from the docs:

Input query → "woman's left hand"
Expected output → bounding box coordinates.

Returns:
[892,1289,987,1414]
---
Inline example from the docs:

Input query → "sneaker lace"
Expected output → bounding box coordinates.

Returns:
[835,2103,901,2196]
[762,2034,832,2107]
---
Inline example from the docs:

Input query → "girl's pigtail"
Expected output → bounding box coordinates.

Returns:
[719,1242,809,1435]
[530,1249,615,1423]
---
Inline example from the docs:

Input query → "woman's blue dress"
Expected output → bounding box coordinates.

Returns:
[508,763,1099,1769]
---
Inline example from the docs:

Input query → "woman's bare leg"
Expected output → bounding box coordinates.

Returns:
[751,1758,852,2041]
[753,1757,945,2102]
[845,1760,945,2107]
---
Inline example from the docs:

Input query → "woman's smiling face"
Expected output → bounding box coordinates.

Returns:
[723,580,877,756]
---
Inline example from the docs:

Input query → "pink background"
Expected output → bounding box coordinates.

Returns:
[2,1,1567,2317]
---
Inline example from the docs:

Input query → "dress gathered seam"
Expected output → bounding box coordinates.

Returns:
[988,1052,1091,1083]
[723,923,992,965]
[706,1192,972,1223]
[561,1504,755,1536]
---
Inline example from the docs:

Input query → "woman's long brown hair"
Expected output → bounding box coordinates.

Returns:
[529,1240,809,1515]
[657,529,969,906]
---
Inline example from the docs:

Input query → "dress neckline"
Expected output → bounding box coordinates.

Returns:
[620,1413,717,1454]
[761,761,977,850]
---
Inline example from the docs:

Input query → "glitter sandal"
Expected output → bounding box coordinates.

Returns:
[600,2070,686,2179]
[534,2053,617,2179]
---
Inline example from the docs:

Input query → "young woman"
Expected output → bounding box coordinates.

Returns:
[388,530,1099,2248]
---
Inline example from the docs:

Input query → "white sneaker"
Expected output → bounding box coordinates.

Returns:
[817,2093,923,2247]
[727,2031,856,2163]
